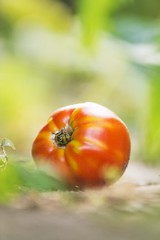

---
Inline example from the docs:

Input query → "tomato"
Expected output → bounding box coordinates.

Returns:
[32,102,131,189]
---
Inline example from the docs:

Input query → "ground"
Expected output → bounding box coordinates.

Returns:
[0,161,160,240]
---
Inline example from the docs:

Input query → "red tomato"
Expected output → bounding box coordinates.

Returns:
[32,102,131,189]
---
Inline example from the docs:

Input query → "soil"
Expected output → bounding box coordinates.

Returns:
[0,161,160,240]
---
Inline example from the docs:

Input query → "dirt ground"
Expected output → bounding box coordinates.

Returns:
[0,161,160,240]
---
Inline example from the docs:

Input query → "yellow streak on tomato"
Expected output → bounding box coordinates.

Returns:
[70,115,99,128]
[102,165,121,182]
[101,121,115,129]
[67,156,79,172]
[83,137,108,151]
[57,148,65,162]
[70,140,81,154]
[47,117,53,123]
[47,117,58,132]
[38,131,50,140]
[81,116,100,123]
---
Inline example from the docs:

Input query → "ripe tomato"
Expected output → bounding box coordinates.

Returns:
[32,102,131,189]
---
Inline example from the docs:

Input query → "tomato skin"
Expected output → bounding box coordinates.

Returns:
[32,102,131,189]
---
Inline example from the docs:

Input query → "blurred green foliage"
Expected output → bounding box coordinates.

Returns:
[0,160,67,203]
[78,0,116,45]
[0,0,160,203]
[141,68,160,164]
[0,162,21,203]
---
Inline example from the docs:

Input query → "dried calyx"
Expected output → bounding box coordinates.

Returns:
[52,124,73,148]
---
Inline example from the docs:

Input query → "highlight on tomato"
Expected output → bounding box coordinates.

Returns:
[32,102,131,189]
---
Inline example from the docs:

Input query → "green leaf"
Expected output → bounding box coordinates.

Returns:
[0,160,68,204]
[18,165,67,192]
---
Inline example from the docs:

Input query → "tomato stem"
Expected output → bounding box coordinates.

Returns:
[52,124,73,148]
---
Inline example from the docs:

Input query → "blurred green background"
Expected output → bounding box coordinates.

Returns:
[0,0,160,164]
